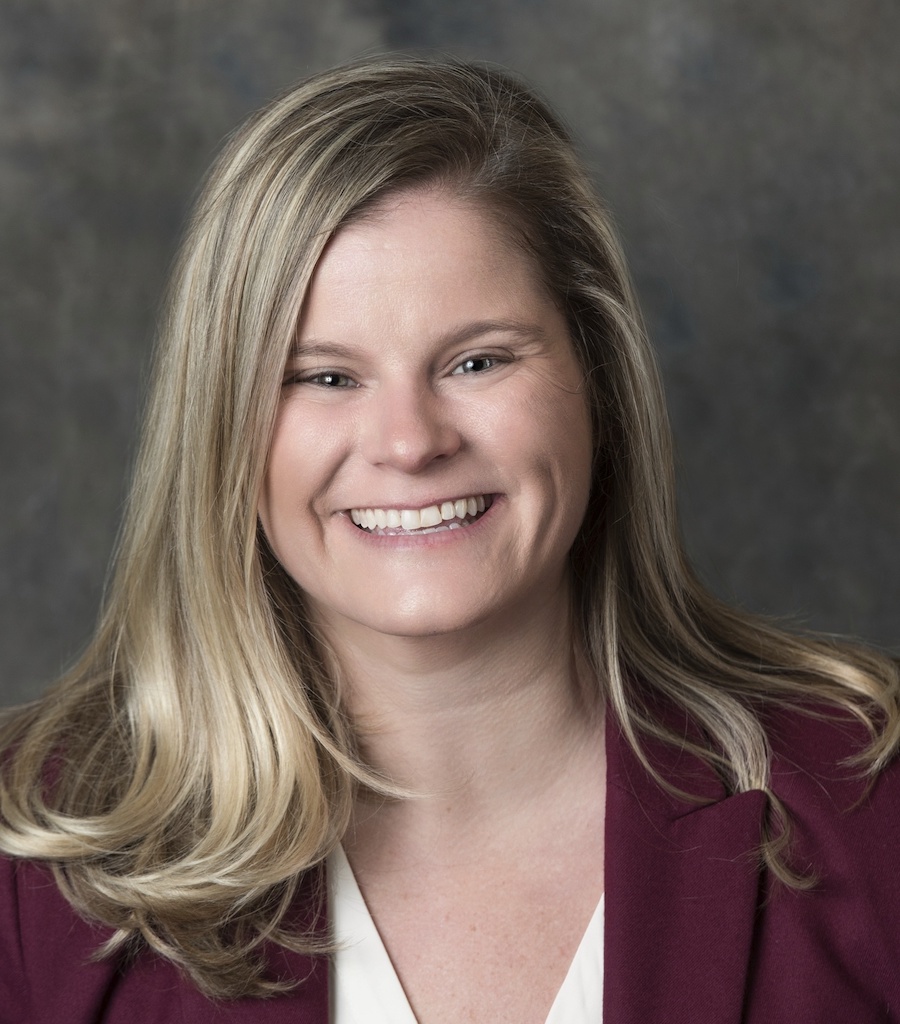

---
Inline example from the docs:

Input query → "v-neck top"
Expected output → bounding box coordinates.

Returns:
[328,845,603,1024]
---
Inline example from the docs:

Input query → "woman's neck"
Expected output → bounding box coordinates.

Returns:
[318,584,604,848]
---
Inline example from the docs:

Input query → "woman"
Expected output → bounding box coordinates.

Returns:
[2,54,899,1023]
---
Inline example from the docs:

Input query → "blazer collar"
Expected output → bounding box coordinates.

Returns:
[604,711,767,1024]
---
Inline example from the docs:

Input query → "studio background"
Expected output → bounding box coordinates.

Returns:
[2,0,898,705]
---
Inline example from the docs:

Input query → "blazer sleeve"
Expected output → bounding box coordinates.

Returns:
[0,854,330,1023]
[0,855,30,1022]
[0,855,129,1024]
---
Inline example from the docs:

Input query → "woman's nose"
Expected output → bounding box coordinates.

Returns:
[360,382,461,472]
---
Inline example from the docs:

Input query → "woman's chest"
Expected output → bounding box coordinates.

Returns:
[335,847,604,1024]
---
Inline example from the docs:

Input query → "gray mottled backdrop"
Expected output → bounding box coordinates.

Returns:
[2,1,898,705]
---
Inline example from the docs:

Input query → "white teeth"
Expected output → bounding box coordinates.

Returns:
[419,505,442,528]
[349,495,492,534]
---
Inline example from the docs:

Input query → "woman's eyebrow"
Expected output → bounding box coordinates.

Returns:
[290,319,548,358]
[288,339,360,360]
[444,319,549,346]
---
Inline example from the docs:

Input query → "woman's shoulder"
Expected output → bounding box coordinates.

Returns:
[762,702,900,874]
[764,701,900,805]
[610,692,900,838]
[743,704,900,1016]
[0,854,125,1023]
[0,854,329,1024]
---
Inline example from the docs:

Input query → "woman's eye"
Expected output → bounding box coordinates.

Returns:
[451,355,500,375]
[301,371,356,388]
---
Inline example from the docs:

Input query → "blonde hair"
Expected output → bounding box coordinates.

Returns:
[2,54,898,998]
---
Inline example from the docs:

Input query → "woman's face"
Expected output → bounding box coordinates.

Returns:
[259,191,593,642]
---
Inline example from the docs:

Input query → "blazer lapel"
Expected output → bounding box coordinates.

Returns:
[604,713,766,1024]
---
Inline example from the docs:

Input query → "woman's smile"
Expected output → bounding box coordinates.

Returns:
[349,493,493,534]
[258,189,593,639]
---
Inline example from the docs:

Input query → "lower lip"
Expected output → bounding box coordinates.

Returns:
[341,496,501,548]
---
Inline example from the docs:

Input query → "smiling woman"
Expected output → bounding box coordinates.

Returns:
[1,54,900,1024]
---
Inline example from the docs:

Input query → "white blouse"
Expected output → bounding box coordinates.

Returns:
[328,845,603,1024]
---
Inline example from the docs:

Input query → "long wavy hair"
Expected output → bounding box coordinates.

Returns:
[2,54,898,998]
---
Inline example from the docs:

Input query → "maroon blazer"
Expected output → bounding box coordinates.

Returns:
[3,705,900,1022]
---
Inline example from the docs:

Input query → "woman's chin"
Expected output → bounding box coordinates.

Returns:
[335,611,485,643]
[311,592,504,645]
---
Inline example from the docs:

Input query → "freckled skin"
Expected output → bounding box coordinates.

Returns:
[258,191,593,643]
